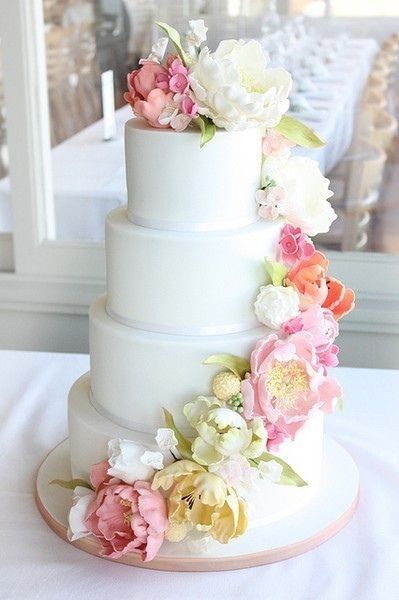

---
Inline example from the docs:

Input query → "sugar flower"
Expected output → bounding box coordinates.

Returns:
[262,130,295,160]
[323,277,356,321]
[186,19,208,48]
[152,460,248,544]
[258,459,283,483]
[261,156,336,236]
[282,304,339,354]
[155,428,178,453]
[285,251,329,310]
[254,284,300,329]
[67,486,96,542]
[107,439,156,484]
[183,396,267,466]
[279,224,315,266]
[256,185,289,220]
[139,37,169,64]
[208,453,253,496]
[241,332,342,442]
[189,39,292,131]
[85,477,168,561]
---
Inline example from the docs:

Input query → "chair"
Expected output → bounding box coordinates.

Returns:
[46,26,82,144]
[317,144,387,251]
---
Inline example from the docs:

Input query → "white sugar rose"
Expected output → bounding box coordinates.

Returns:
[262,156,336,236]
[107,438,155,484]
[189,39,292,131]
[254,284,300,329]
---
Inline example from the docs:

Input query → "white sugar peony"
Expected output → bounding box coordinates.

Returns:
[261,156,336,236]
[254,284,300,329]
[107,438,155,484]
[189,39,292,131]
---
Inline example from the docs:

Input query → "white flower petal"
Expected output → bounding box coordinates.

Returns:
[67,486,95,542]
[140,450,164,471]
[254,285,300,329]
[107,438,154,484]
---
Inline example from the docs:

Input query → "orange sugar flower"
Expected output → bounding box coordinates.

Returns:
[285,251,329,310]
[322,277,355,320]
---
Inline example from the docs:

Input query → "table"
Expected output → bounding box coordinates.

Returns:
[0,349,398,600]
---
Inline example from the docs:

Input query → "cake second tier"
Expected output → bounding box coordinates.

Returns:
[106,206,282,334]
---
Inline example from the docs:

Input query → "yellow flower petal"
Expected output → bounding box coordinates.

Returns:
[151,460,205,491]
[192,437,223,466]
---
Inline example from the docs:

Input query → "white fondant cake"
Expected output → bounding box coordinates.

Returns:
[68,120,326,530]
[56,22,355,564]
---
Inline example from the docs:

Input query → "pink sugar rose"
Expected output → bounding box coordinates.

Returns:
[279,224,315,266]
[181,94,198,117]
[282,305,339,355]
[241,332,342,444]
[84,467,168,562]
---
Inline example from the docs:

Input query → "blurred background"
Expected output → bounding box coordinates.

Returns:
[0,0,398,367]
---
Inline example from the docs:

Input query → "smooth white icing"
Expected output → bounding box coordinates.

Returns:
[69,373,323,528]
[106,207,282,334]
[90,295,270,432]
[125,119,262,231]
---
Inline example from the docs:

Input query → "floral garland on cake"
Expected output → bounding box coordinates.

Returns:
[52,22,355,563]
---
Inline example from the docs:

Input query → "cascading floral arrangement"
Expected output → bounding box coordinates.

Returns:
[53,21,355,563]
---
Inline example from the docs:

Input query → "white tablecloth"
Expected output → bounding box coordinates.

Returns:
[0,349,398,600]
[0,38,378,243]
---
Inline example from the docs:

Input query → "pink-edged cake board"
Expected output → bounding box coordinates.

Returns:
[35,437,359,572]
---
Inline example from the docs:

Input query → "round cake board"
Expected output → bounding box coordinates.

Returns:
[35,437,359,572]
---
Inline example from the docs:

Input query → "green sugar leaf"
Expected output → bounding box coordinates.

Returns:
[50,478,93,491]
[196,115,216,147]
[264,258,288,286]
[203,354,250,379]
[156,21,188,65]
[163,408,193,460]
[275,115,325,148]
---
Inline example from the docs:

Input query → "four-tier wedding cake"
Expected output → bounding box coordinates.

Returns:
[60,21,355,564]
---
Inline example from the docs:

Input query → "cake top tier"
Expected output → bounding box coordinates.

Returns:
[125,119,263,231]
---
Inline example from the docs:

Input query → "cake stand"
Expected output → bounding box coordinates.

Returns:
[35,436,359,572]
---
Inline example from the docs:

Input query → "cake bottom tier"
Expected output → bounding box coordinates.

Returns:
[69,373,324,528]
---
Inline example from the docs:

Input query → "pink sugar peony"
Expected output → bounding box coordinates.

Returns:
[282,305,339,355]
[279,224,315,266]
[241,332,342,445]
[84,477,168,562]
[265,423,289,451]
